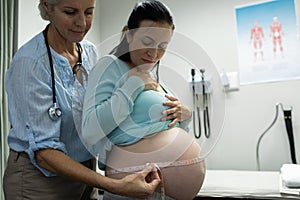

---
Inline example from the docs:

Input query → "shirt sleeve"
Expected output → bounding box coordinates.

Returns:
[82,56,145,144]
[81,40,99,71]
[6,55,67,176]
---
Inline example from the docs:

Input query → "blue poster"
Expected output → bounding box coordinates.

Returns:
[235,0,300,85]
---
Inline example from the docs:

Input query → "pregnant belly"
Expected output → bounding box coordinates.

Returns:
[105,127,206,200]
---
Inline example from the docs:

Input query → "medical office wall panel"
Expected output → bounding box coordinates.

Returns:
[97,0,300,171]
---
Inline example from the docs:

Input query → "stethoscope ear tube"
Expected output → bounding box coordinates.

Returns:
[43,25,62,121]
[43,25,83,121]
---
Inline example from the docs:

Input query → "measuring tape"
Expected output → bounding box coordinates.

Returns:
[106,156,202,175]
[106,156,203,200]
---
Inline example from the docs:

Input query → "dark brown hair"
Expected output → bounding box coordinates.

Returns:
[110,0,174,62]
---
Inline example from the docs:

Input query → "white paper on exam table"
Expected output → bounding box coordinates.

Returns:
[281,164,300,188]
[198,170,300,199]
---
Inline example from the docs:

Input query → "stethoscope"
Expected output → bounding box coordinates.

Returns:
[191,68,211,139]
[43,25,82,121]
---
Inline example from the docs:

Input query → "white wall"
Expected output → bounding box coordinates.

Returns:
[18,1,47,46]
[19,0,300,171]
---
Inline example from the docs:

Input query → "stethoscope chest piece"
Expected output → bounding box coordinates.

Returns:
[48,103,62,121]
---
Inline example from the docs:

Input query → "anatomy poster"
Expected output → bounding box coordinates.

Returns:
[235,0,300,85]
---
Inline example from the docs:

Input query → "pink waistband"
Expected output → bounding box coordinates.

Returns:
[105,156,202,175]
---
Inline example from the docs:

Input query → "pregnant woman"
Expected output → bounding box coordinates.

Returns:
[82,1,205,199]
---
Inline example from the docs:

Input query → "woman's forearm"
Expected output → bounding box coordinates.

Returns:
[35,148,160,198]
[35,148,113,190]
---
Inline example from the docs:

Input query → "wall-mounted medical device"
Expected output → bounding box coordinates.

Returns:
[189,68,212,139]
[256,103,297,171]
[220,71,240,92]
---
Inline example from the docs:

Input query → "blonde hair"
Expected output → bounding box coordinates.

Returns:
[38,0,59,20]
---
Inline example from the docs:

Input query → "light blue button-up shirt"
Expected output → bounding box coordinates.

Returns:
[5,30,98,176]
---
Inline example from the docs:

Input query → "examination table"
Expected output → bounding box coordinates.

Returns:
[98,169,300,199]
[195,170,300,200]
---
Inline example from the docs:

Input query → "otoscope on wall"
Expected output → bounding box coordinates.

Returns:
[191,69,202,139]
[190,68,211,139]
[200,69,211,138]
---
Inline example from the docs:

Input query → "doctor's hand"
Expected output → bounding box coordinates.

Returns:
[161,94,192,127]
[112,163,161,198]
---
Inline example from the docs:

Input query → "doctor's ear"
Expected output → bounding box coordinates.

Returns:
[42,0,51,13]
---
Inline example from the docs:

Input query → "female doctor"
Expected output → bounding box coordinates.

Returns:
[3,0,160,199]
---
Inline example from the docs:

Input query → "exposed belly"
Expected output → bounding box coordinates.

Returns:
[105,127,206,200]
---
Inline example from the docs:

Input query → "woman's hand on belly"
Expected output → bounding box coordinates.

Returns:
[161,94,192,126]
